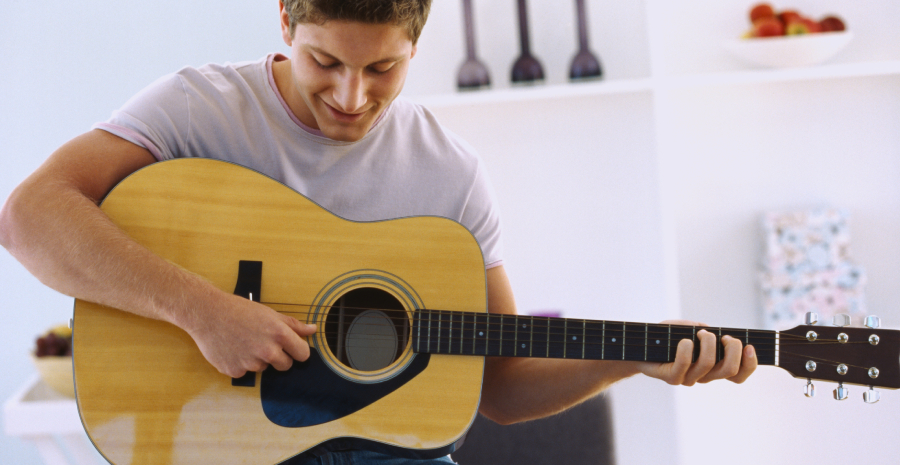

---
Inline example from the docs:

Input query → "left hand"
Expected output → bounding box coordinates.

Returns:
[635,320,757,386]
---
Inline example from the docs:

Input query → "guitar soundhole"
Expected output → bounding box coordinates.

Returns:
[324,288,409,372]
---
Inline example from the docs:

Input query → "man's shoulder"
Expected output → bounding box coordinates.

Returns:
[381,97,479,160]
[171,55,270,93]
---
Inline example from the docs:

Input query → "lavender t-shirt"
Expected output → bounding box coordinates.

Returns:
[94,53,503,268]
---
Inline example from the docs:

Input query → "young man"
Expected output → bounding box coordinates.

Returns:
[0,1,756,463]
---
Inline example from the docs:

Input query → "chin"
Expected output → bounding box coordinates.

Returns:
[321,126,369,142]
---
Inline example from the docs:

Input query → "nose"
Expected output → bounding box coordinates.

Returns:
[332,71,367,114]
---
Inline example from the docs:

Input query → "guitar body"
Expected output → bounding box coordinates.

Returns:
[73,158,487,464]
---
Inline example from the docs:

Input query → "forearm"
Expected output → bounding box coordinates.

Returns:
[0,176,224,331]
[480,355,640,424]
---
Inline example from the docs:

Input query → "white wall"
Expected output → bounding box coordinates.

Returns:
[1,1,288,463]
[3,1,900,464]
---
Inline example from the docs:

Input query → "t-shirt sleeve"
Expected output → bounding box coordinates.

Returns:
[461,160,504,269]
[91,73,190,161]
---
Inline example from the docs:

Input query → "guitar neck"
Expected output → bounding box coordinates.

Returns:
[413,310,777,366]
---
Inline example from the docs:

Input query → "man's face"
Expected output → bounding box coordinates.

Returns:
[280,7,416,142]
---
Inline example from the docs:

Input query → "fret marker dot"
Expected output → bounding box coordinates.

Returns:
[521,344,526,348]
[479,331,484,337]
[612,338,617,342]
[656,340,661,344]
[572,336,577,341]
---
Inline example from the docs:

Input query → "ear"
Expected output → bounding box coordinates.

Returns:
[410,45,417,60]
[279,1,293,46]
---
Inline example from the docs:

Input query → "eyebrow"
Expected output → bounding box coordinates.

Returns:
[306,45,406,65]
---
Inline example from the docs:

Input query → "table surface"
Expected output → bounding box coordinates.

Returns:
[4,374,85,436]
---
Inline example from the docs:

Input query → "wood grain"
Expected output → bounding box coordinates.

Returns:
[73,159,487,464]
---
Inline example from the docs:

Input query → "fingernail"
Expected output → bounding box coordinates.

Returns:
[747,345,756,358]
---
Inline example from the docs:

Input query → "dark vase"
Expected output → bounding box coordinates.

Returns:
[569,0,603,80]
[510,0,544,84]
[457,0,491,90]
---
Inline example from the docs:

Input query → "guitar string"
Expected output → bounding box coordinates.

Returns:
[312,329,867,351]
[261,298,878,371]
[266,301,811,341]
[296,317,839,344]
[293,316,862,344]
[310,334,875,374]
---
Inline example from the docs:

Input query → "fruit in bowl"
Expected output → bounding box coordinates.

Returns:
[725,3,852,68]
[32,324,75,398]
[743,3,846,38]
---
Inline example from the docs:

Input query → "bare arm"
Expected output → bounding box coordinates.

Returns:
[478,266,757,425]
[0,130,315,377]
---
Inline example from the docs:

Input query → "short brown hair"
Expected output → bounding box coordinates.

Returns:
[281,0,432,44]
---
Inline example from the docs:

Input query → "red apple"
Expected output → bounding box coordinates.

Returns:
[752,16,785,37]
[785,17,822,35]
[750,3,776,23]
[778,10,802,25]
[819,15,846,32]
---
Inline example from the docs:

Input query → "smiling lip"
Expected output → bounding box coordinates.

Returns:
[324,102,367,123]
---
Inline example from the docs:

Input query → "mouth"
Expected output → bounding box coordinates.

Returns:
[323,101,368,124]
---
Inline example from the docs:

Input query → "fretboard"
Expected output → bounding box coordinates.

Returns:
[412,310,777,365]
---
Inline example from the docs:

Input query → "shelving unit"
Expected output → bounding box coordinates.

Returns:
[4,376,102,465]
[416,59,900,108]
[409,3,900,465]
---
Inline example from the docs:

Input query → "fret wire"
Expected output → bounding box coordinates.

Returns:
[514,315,519,357]
[448,311,453,354]
[471,313,476,355]
[692,326,697,363]
[437,311,443,354]
[563,319,568,359]
[621,322,626,361]
[529,317,534,357]
[667,325,671,362]
[718,327,723,363]
[582,319,586,360]
[546,318,550,358]
[427,310,432,353]
[499,314,504,356]
[644,323,648,361]
[601,321,605,360]
[416,311,421,353]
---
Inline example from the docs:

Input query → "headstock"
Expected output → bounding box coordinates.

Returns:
[779,312,900,403]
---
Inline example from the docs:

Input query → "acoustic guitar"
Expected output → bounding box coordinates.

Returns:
[73,158,900,465]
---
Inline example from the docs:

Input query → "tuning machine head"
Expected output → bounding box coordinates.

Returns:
[805,312,819,325]
[833,383,849,401]
[832,313,851,327]
[864,387,881,404]
[865,315,882,329]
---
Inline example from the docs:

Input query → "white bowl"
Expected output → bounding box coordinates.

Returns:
[31,353,75,398]
[723,31,853,68]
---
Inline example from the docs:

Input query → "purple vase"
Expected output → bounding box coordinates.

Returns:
[511,0,544,84]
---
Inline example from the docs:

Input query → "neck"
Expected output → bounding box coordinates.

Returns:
[412,310,777,365]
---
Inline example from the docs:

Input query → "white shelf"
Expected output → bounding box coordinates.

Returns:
[660,59,900,89]
[412,60,900,109]
[4,375,103,465]
[412,77,654,109]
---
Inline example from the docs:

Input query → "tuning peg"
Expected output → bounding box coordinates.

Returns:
[864,387,881,404]
[833,313,851,327]
[834,383,849,401]
[804,379,815,398]
[865,315,881,329]
[805,312,819,325]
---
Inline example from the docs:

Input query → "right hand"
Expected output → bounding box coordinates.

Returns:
[184,293,317,378]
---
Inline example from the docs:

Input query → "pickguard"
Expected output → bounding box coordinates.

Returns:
[260,348,431,427]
